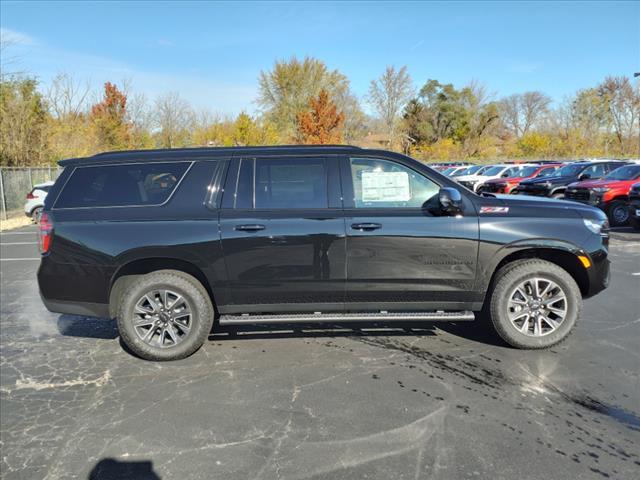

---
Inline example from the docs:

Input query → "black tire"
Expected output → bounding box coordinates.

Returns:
[606,200,629,227]
[489,259,581,349]
[630,216,640,231]
[551,192,564,199]
[31,206,43,223]
[117,270,214,361]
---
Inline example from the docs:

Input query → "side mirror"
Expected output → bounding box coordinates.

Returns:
[579,173,591,181]
[501,173,510,178]
[438,187,463,215]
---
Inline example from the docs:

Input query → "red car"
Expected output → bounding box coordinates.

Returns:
[480,164,561,194]
[564,163,640,226]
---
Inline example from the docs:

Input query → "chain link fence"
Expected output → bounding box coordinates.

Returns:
[0,166,62,220]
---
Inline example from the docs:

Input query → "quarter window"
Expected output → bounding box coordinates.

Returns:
[55,162,190,208]
[350,158,439,208]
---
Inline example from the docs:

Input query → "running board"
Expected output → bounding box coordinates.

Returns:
[218,311,475,325]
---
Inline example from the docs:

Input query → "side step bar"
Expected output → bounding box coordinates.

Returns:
[219,311,475,325]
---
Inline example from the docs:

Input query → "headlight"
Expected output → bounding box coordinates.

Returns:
[592,187,611,193]
[583,218,609,235]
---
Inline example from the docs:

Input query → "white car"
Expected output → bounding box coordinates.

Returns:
[456,164,534,192]
[24,181,54,221]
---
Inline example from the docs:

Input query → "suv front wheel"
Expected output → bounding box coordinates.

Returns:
[489,259,581,349]
[117,270,214,361]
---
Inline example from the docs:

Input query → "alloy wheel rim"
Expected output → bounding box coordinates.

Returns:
[613,206,628,224]
[132,289,192,348]
[507,277,567,337]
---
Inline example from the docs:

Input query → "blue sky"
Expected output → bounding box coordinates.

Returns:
[1,1,638,115]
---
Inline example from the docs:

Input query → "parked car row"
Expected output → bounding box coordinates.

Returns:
[437,159,640,227]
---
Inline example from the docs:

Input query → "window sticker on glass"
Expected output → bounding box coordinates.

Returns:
[361,171,411,202]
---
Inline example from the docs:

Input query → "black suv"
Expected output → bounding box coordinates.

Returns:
[513,160,625,198]
[38,146,610,360]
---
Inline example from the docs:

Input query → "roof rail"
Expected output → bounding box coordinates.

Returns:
[91,144,362,157]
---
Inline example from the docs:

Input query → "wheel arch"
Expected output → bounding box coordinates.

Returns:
[481,245,590,310]
[109,257,215,319]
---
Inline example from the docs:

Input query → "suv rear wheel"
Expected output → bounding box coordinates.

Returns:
[489,259,581,349]
[117,270,214,361]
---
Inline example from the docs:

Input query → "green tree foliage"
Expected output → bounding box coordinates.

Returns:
[403,80,498,158]
[257,56,359,141]
[0,77,48,166]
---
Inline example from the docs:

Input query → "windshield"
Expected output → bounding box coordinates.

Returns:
[482,166,507,176]
[457,165,481,176]
[554,164,583,177]
[604,165,640,180]
[511,166,539,178]
[441,167,454,175]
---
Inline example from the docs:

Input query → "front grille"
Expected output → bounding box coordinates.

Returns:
[482,183,505,193]
[565,188,591,202]
[518,184,548,196]
[458,181,475,189]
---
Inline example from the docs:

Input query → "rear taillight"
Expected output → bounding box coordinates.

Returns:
[38,212,53,254]
[26,192,36,199]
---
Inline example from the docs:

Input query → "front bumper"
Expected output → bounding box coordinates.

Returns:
[41,294,111,318]
[515,185,550,196]
[585,253,610,298]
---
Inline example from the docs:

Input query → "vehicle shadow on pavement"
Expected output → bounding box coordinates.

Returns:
[209,318,509,348]
[55,315,508,348]
[57,315,118,339]
[88,458,160,480]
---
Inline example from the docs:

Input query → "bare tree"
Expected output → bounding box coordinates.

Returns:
[598,76,640,154]
[368,65,414,145]
[499,91,551,138]
[47,73,91,120]
[0,38,24,79]
[154,91,194,148]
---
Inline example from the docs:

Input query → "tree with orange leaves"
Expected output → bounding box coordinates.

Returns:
[89,82,130,150]
[296,89,345,144]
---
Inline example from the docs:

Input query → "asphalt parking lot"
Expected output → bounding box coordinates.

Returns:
[1,225,639,480]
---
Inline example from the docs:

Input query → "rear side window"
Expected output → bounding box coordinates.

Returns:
[255,157,328,209]
[54,162,190,208]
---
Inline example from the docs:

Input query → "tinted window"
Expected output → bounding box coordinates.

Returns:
[55,162,190,208]
[513,166,538,178]
[482,166,505,176]
[604,164,640,180]
[555,164,583,176]
[582,164,606,178]
[350,158,439,208]
[255,158,328,209]
[536,167,558,177]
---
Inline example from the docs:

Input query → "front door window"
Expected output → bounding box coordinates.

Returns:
[350,158,439,208]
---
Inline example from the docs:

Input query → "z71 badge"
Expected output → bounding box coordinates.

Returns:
[479,206,509,214]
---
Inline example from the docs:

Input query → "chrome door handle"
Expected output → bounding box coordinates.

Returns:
[351,223,382,231]
[234,224,266,232]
